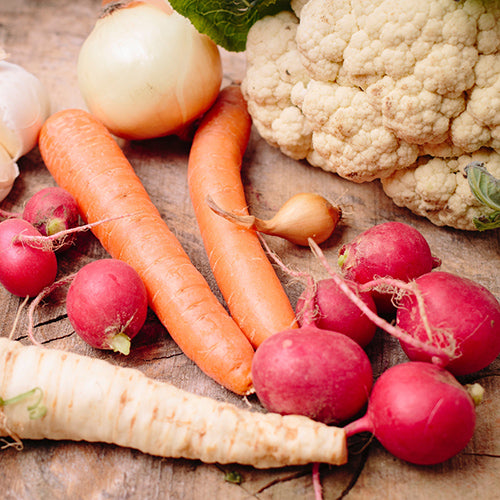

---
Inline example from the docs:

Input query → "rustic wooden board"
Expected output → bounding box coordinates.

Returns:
[0,1,498,499]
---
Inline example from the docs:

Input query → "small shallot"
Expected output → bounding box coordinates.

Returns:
[207,192,341,246]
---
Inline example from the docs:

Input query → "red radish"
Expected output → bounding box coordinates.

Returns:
[22,186,80,251]
[338,222,441,315]
[295,278,377,347]
[0,218,57,297]
[251,327,373,424]
[344,361,476,465]
[66,259,148,355]
[309,239,458,366]
[397,271,500,376]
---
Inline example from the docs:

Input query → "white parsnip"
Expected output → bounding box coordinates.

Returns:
[0,338,347,467]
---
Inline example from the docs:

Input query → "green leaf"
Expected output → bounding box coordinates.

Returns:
[224,470,243,484]
[169,0,292,52]
[465,161,500,230]
[0,387,47,419]
[471,212,500,231]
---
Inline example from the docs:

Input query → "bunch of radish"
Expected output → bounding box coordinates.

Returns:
[0,186,80,297]
[251,221,500,466]
[0,187,148,355]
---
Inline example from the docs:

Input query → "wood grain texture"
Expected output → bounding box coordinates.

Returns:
[0,1,498,499]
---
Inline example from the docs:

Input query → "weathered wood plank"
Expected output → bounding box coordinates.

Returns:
[0,1,498,499]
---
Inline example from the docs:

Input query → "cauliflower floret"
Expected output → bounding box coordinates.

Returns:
[294,0,358,82]
[367,75,466,145]
[381,149,500,230]
[242,0,500,229]
[465,54,500,139]
[306,0,481,147]
[299,80,419,181]
[242,11,313,160]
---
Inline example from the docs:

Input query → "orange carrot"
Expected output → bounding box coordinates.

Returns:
[188,86,297,348]
[38,108,254,395]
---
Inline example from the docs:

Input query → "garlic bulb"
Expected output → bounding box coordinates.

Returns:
[0,54,51,201]
[0,144,18,202]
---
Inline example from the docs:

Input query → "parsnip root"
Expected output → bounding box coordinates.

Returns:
[0,338,347,468]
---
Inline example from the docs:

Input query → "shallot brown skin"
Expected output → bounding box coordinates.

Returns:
[207,192,342,246]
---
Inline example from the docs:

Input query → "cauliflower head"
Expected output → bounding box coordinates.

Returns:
[241,0,500,229]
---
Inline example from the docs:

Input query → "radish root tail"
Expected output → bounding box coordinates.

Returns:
[256,233,319,326]
[8,295,30,340]
[312,462,323,500]
[27,273,77,346]
[13,212,138,252]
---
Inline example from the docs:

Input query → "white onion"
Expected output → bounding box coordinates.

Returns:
[77,0,223,140]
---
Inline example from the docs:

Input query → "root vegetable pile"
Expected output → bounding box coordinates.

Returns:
[38,105,255,395]
[0,186,80,297]
[0,71,497,498]
[254,220,498,468]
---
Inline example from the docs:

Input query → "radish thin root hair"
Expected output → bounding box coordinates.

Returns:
[27,273,77,345]
[359,277,435,342]
[13,212,137,252]
[361,276,458,362]
[257,233,317,326]
[0,412,23,450]
[360,275,409,303]
[0,207,21,219]
[8,295,30,339]
[295,282,321,328]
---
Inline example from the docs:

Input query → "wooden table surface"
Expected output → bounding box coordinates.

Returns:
[0,1,499,499]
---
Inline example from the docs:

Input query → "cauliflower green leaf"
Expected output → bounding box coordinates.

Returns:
[465,161,500,230]
[168,0,292,52]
